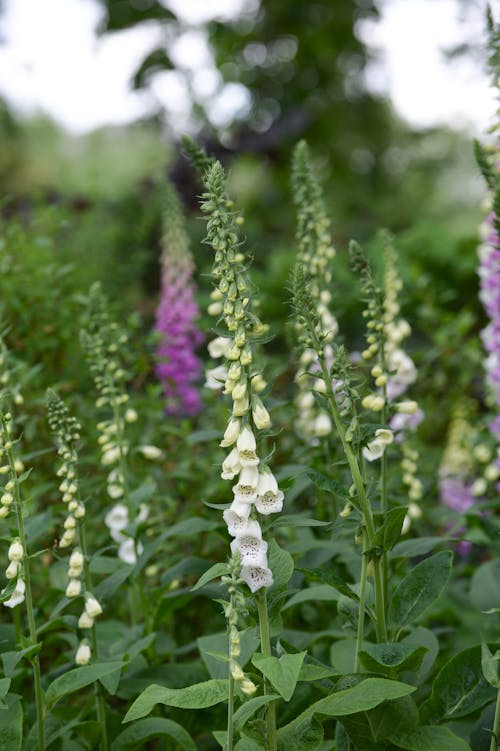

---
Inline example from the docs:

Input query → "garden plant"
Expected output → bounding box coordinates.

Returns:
[0,21,499,751]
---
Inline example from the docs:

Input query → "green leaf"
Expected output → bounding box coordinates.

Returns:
[0,696,22,750]
[421,646,495,722]
[45,661,124,707]
[297,568,359,602]
[252,651,306,701]
[298,663,338,682]
[387,726,472,751]
[197,628,259,679]
[191,563,230,592]
[481,643,500,689]
[0,678,10,702]
[268,540,294,590]
[272,514,330,528]
[358,643,428,677]
[372,507,408,552]
[111,718,196,750]
[1,644,42,677]
[389,551,453,627]
[401,626,439,682]
[94,565,134,601]
[391,537,455,558]
[233,694,281,732]
[303,469,345,496]
[124,679,229,722]
[282,584,339,611]
[470,560,500,611]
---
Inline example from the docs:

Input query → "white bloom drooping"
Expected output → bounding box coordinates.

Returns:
[3,577,26,608]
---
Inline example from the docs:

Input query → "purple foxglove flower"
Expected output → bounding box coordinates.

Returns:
[155,183,204,416]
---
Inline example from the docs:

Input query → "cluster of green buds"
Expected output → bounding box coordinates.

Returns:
[222,554,257,696]
[47,389,85,548]
[200,161,283,593]
[291,141,338,441]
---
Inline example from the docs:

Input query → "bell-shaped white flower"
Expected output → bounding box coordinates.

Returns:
[232,466,259,504]
[231,535,268,568]
[240,565,273,593]
[8,540,24,563]
[208,336,230,359]
[314,412,332,437]
[252,397,271,429]
[236,427,259,466]
[225,499,252,522]
[221,447,242,480]
[362,429,394,462]
[75,640,91,666]
[78,610,94,629]
[66,578,82,598]
[205,365,228,390]
[139,445,162,460]
[223,514,262,539]
[255,469,284,515]
[5,560,19,580]
[220,418,241,447]
[105,503,129,536]
[3,577,26,608]
[118,537,143,564]
[84,593,103,618]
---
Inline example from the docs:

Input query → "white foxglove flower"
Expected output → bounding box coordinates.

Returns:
[255,470,284,515]
[69,549,84,571]
[395,400,419,415]
[5,561,19,579]
[220,418,241,447]
[231,535,268,568]
[66,578,81,598]
[224,515,262,539]
[137,504,149,524]
[84,593,103,618]
[314,412,332,437]
[8,540,24,563]
[205,365,228,390]
[208,336,230,359]
[221,448,242,480]
[78,610,94,629]
[252,397,271,429]
[139,445,163,460]
[118,538,143,564]
[232,395,249,417]
[105,503,129,535]
[3,577,26,608]
[236,427,259,466]
[226,499,253,521]
[75,641,91,665]
[362,429,394,462]
[233,466,259,504]
[125,408,138,423]
[101,446,121,466]
[240,565,273,593]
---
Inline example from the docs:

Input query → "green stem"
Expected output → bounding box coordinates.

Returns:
[354,534,369,672]
[79,523,108,751]
[316,351,388,642]
[226,673,235,751]
[5,428,45,751]
[490,687,500,751]
[256,590,277,751]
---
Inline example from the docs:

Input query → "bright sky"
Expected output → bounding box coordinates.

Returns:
[0,0,496,134]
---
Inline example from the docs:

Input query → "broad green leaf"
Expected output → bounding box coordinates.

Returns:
[0,696,22,750]
[391,537,454,558]
[421,646,495,722]
[470,560,500,611]
[191,563,230,592]
[278,716,324,751]
[111,718,196,750]
[303,469,345,496]
[402,626,439,682]
[298,663,338,681]
[297,568,359,602]
[94,565,134,601]
[278,677,415,738]
[124,679,229,722]
[387,725,472,751]
[481,643,500,688]
[268,540,294,590]
[340,694,418,747]
[0,679,10,702]
[389,551,452,627]
[45,661,124,707]
[358,643,428,677]
[282,584,339,611]
[233,694,281,732]
[372,507,408,552]
[2,644,42,677]
[252,651,306,701]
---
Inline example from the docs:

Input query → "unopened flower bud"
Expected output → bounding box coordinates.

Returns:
[75,641,91,666]
[66,578,81,598]
[84,593,103,618]
[8,540,23,563]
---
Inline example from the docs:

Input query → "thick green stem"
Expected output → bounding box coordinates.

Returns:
[256,590,277,751]
[79,523,108,751]
[354,535,369,672]
[490,687,500,751]
[6,433,45,751]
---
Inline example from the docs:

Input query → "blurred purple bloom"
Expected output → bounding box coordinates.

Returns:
[439,476,475,513]
[155,185,204,416]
